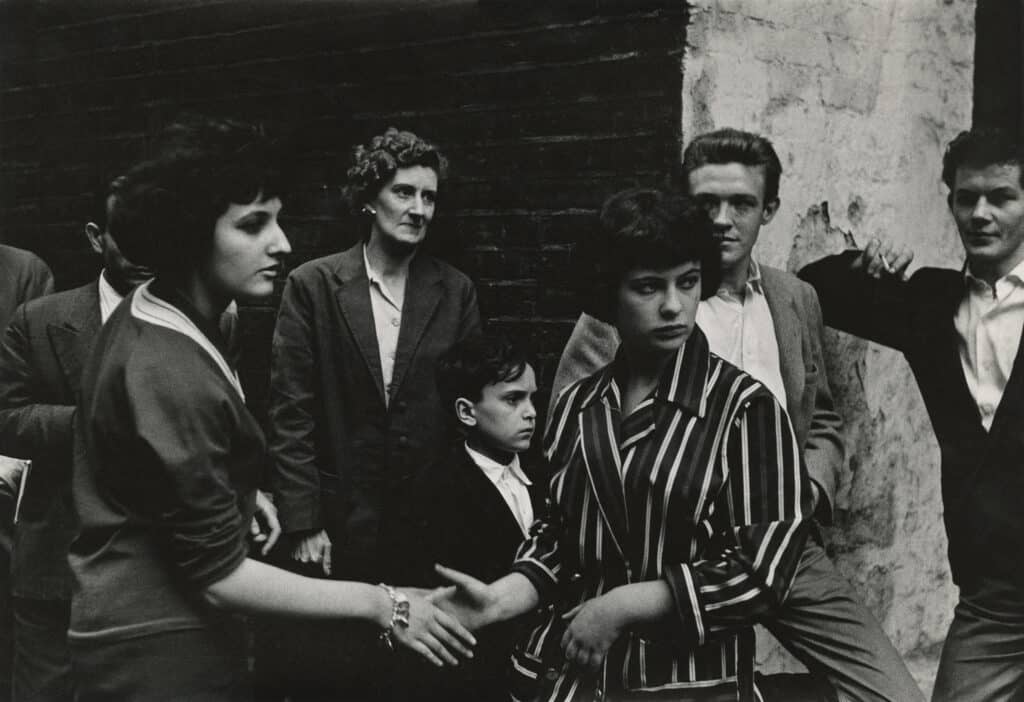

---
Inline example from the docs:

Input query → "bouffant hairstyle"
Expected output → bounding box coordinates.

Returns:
[941,127,1024,190]
[436,334,531,420]
[580,187,721,324]
[344,127,447,213]
[111,116,284,274]
[681,128,783,205]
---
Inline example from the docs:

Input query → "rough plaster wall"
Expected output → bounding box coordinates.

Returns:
[681,0,975,693]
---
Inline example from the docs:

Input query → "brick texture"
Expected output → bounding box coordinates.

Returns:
[0,0,687,420]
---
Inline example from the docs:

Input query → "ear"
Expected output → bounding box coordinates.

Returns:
[85,222,104,255]
[761,198,780,225]
[454,397,477,428]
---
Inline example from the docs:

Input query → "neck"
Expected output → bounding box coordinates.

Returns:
[100,269,130,298]
[366,233,416,277]
[719,259,752,297]
[619,345,673,389]
[466,436,516,466]
[969,251,1024,288]
[172,271,229,327]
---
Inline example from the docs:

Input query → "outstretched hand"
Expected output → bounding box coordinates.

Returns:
[393,589,477,668]
[853,237,914,280]
[432,564,501,631]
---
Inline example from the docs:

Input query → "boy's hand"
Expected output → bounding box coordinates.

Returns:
[560,591,629,672]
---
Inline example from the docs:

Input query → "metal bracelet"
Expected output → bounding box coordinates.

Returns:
[377,583,410,651]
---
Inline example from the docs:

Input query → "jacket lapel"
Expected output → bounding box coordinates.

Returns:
[48,282,101,393]
[389,254,443,402]
[761,267,802,410]
[333,244,387,404]
[455,449,526,544]
[578,397,629,561]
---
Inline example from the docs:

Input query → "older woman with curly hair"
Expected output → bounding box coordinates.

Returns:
[264,127,481,700]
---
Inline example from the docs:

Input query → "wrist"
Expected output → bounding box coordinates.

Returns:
[376,583,410,651]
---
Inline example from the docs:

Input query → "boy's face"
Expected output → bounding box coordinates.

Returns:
[949,163,1024,282]
[615,261,701,359]
[465,363,538,457]
[688,162,778,281]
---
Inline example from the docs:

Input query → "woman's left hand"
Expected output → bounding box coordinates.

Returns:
[560,591,629,672]
[250,490,281,556]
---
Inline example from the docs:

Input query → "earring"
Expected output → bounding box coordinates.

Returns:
[362,205,377,216]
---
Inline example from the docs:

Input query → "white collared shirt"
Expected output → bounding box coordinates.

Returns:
[464,442,534,536]
[363,246,404,404]
[696,260,787,408]
[97,270,124,324]
[954,258,1024,431]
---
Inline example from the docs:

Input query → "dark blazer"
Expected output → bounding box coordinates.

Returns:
[0,281,100,599]
[800,252,1024,605]
[0,244,53,332]
[268,242,481,576]
[381,443,548,701]
[550,264,844,520]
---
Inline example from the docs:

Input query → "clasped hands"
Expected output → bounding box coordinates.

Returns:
[432,564,631,674]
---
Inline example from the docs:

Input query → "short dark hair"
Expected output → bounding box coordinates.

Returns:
[112,115,285,274]
[580,187,721,323]
[941,127,1024,190]
[436,335,531,416]
[88,175,126,233]
[344,127,447,213]
[681,128,783,204]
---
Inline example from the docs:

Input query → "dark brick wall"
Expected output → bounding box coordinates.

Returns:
[0,0,687,417]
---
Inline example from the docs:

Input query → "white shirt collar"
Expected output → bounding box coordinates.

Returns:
[363,244,402,309]
[964,257,1024,296]
[464,442,532,486]
[716,258,765,300]
[97,269,124,324]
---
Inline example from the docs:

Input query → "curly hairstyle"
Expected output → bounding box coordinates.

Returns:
[111,115,285,274]
[344,127,447,213]
[941,127,1024,190]
[579,187,721,324]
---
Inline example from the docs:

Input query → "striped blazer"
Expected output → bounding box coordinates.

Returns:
[511,327,812,701]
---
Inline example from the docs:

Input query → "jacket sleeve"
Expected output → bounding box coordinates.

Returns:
[457,275,482,341]
[797,251,915,352]
[0,304,74,462]
[663,391,812,646]
[267,273,325,534]
[801,286,844,523]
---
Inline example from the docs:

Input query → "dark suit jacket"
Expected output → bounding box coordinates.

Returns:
[268,242,481,576]
[550,264,844,521]
[381,443,548,702]
[800,252,1024,606]
[0,244,53,333]
[0,281,100,599]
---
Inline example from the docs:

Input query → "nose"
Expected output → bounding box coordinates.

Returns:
[522,399,536,421]
[409,194,427,218]
[268,222,292,256]
[660,286,683,316]
[710,201,732,228]
[971,196,993,223]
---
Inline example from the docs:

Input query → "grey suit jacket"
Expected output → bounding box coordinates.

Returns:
[0,281,100,598]
[550,263,843,521]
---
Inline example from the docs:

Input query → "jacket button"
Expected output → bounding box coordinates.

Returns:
[569,571,583,582]
[397,436,409,447]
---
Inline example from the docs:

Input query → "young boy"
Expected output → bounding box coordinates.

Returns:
[436,188,814,702]
[383,334,546,702]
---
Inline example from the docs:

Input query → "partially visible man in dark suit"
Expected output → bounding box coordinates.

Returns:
[383,334,545,702]
[551,129,921,701]
[0,179,152,702]
[799,127,1024,702]
[0,242,54,702]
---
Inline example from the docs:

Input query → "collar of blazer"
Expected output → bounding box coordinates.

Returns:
[331,242,445,404]
[47,280,102,392]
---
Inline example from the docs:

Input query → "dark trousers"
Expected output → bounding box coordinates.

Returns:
[11,598,71,702]
[931,595,1024,702]
[764,538,924,702]
[70,627,250,702]
[0,489,16,702]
